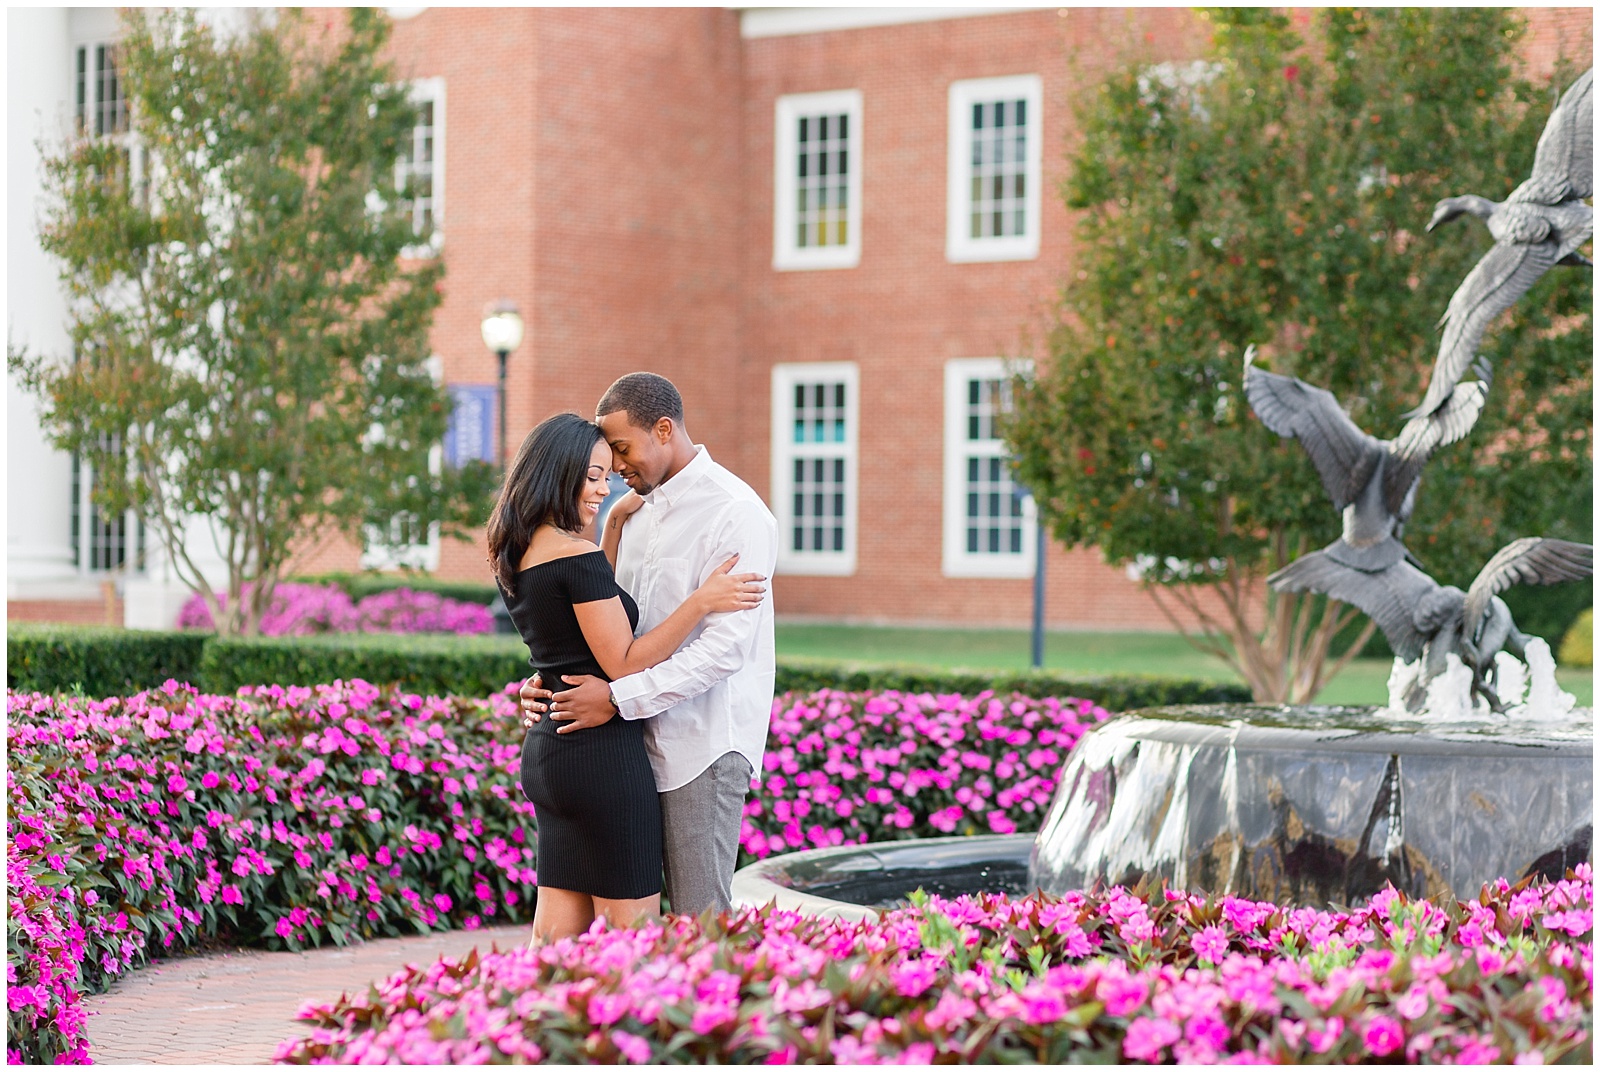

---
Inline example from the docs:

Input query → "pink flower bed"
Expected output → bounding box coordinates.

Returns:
[277,876,1594,1064]
[176,583,492,635]
[5,683,1102,1064]
[6,681,537,1064]
[741,690,1109,864]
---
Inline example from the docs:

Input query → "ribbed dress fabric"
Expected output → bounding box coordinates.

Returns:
[507,550,662,900]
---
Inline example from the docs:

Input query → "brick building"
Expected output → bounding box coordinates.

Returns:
[8,7,1593,630]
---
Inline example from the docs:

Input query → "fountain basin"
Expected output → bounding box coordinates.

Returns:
[1031,704,1593,908]
[731,834,1036,919]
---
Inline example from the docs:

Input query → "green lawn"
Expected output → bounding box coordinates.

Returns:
[775,623,1593,706]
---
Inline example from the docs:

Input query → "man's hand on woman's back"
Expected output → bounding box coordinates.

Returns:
[519,672,618,734]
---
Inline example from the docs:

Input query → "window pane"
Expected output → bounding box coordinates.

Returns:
[966,92,1030,242]
[784,373,850,558]
[76,47,87,131]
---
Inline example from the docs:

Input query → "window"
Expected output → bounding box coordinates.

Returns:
[943,358,1036,577]
[397,78,445,254]
[773,90,862,270]
[77,42,128,137]
[75,39,149,204]
[70,433,146,575]
[771,363,858,574]
[947,75,1042,263]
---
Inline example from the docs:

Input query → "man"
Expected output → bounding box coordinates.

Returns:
[520,372,778,916]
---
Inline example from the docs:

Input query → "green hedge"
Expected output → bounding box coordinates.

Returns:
[292,571,501,606]
[10,625,1249,710]
[196,632,530,697]
[771,656,1249,710]
[6,622,209,697]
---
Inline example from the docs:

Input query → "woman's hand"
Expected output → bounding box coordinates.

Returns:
[606,490,646,528]
[695,554,767,615]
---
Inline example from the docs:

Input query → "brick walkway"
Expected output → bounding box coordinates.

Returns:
[83,923,530,1064]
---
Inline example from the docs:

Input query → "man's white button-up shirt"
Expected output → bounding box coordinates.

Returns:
[608,446,778,793]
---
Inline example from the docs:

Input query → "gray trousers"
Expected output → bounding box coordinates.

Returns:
[659,751,752,916]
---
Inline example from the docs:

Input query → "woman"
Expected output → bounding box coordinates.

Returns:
[486,413,765,944]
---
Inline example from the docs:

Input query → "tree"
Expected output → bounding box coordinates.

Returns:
[1009,9,1591,701]
[11,9,496,635]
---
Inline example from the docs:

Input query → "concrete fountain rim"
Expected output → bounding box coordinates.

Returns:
[730,833,1037,921]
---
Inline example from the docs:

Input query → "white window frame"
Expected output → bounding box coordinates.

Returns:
[71,438,146,577]
[397,77,445,257]
[773,89,863,271]
[946,74,1042,263]
[361,355,443,571]
[771,362,858,575]
[942,357,1037,578]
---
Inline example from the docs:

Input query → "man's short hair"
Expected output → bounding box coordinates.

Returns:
[597,372,685,431]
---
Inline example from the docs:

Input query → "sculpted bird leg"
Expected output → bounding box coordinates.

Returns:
[1472,665,1508,715]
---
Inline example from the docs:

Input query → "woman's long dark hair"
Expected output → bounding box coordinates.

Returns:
[487,413,606,593]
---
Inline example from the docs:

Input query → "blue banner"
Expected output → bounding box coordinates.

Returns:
[445,384,497,467]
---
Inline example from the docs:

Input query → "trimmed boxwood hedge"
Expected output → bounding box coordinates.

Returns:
[770,655,1249,710]
[8,625,1250,710]
[5,622,209,698]
[196,632,530,697]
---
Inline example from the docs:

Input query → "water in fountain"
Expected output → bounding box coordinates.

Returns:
[1383,638,1581,723]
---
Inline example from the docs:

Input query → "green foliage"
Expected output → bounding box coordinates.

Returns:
[8,9,499,637]
[5,625,1246,711]
[5,622,207,697]
[294,571,501,606]
[6,682,538,1062]
[1010,9,1591,698]
[772,657,1249,711]
[196,631,531,698]
[1557,607,1593,668]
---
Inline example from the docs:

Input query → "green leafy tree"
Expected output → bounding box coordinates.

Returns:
[1009,9,1591,701]
[11,9,496,635]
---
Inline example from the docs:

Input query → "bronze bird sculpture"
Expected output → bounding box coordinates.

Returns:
[1242,345,1490,573]
[1270,537,1592,713]
[1408,67,1593,419]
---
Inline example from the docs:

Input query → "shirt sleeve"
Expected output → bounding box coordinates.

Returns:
[565,551,623,604]
[608,499,776,720]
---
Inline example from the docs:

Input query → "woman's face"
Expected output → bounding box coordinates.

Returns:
[577,438,611,528]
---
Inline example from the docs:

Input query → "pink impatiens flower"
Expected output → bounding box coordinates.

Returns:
[1124,1016,1182,1061]
[1363,1015,1404,1057]
[1193,924,1229,963]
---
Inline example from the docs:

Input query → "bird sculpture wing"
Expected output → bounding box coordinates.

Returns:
[1383,358,1492,515]
[1463,538,1593,641]
[1406,238,1562,418]
[1268,552,1441,663]
[1243,350,1384,511]
[1509,67,1593,205]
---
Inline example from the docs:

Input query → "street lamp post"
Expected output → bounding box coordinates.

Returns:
[479,301,524,470]
[480,301,524,636]
[1032,515,1046,669]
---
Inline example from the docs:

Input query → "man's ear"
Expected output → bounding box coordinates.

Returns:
[655,416,674,443]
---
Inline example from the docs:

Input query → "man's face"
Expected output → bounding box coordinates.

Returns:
[598,410,672,496]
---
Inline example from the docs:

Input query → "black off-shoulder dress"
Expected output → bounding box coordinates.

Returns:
[506,550,662,900]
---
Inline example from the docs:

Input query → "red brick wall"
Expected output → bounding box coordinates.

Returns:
[741,8,1226,630]
[285,7,1589,634]
[8,594,123,627]
[524,7,746,470]
[1521,7,1594,81]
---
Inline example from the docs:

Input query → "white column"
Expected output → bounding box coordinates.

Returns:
[6,8,86,598]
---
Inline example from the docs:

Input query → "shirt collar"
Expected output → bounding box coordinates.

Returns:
[647,444,712,507]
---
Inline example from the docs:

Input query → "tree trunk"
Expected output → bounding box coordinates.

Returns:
[1143,544,1379,704]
